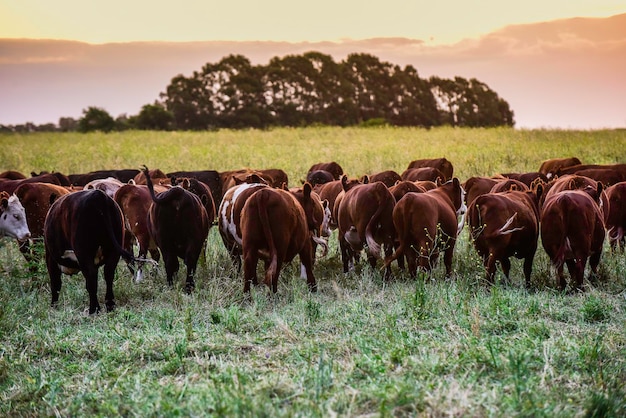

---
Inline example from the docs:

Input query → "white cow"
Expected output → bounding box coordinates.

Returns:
[0,192,31,241]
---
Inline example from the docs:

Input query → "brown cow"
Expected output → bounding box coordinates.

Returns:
[133,168,169,186]
[308,162,344,180]
[143,166,210,292]
[467,188,542,287]
[573,168,624,187]
[463,176,501,207]
[406,158,453,181]
[219,169,274,196]
[490,178,529,193]
[0,170,27,180]
[366,170,402,188]
[0,173,64,194]
[68,169,140,186]
[499,172,548,188]
[313,179,344,230]
[604,181,626,251]
[401,167,445,183]
[44,189,134,314]
[389,181,426,202]
[541,190,605,291]
[337,180,396,279]
[538,157,582,179]
[114,183,167,282]
[556,163,626,180]
[541,174,604,209]
[306,170,335,187]
[218,181,270,271]
[240,183,323,293]
[14,182,71,263]
[384,178,466,278]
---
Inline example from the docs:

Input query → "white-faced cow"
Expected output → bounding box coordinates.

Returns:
[0,191,31,242]
[14,182,71,263]
[44,189,134,314]
[143,166,210,292]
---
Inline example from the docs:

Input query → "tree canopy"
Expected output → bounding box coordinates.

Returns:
[161,52,514,130]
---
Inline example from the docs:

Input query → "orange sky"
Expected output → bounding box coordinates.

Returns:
[1,3,625,129]
[1,1,624,44]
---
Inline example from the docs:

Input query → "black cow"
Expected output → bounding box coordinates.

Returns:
[44,189,134,314]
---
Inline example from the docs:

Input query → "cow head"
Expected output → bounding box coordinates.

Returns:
[341,175,364,192]
[292,183,329,255]
[0,192,31,241]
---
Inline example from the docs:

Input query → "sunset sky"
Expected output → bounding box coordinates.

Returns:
[1,1,625,129]
[1,0,623,43]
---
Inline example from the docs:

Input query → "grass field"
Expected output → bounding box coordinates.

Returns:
[1,127,625,417]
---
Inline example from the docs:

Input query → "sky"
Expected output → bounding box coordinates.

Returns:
[1,1,626,129]
[2,1,624,44]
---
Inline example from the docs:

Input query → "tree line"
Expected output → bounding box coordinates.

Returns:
[1,52,515,133]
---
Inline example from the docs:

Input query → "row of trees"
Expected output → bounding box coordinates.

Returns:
[0,52,514,133]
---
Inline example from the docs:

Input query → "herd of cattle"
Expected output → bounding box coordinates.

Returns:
[1,157,625,314]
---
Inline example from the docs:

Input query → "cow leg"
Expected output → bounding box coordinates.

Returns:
[164,254,180,287]
[443,241,455,277]
[567,258,586,292]
[383,242,393,280]
[300,246,317,292]
[556,264,567,291]
[339,238,352,273]
[103,258,118,312]
[184,251,200,293]
[588,251,602,282]
[243,252,258,294]
[47,253,63,307]
[406,249,418,279]
[523,256,534,289]
[83,265,100,314]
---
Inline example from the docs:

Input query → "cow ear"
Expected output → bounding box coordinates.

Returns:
[1,196,7,210]
[341,175,349,191]
[170,176,177,186]
[323,199,329,210]
[201,195,209,207]
[362,175,369,184]
[303,182,312,199]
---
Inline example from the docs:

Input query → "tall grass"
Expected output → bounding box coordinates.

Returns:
[1,127,625,416]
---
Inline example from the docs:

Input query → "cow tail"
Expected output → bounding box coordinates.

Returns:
[101,195,136,264]
[365,188,386,258]
[142,165,159,203]
[257,191,279,282]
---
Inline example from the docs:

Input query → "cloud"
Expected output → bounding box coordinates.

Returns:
[1,14,625,128]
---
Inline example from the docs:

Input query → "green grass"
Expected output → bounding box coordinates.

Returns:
[1,127,625,416]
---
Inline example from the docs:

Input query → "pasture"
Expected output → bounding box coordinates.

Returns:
[1,127,625,416]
